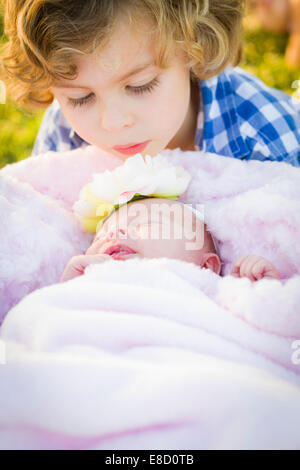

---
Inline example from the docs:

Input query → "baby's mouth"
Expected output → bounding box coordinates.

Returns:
[111,253,141,260]
[103,243,139,260]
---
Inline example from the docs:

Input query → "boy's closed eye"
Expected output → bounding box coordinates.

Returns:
[67,77,161,108]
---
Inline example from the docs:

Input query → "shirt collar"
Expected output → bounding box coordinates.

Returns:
[69,128,87,146]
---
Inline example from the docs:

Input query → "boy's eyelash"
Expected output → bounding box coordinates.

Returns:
[68,77,160,108]
[129,77,160,96]
[68,93,94,108]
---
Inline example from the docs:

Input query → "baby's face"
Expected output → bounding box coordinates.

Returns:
[86,198,221,274]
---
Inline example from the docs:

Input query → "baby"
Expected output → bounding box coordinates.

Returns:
[61,197,281,283]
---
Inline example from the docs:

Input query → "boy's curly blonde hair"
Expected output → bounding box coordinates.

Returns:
[0,0,245,108]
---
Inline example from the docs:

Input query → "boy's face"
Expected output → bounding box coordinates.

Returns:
[86,198,215,269]
[50,18,196,161]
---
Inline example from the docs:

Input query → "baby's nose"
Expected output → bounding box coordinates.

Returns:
[107,227,126,240]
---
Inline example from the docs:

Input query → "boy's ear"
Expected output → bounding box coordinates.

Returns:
[201,252,221,275]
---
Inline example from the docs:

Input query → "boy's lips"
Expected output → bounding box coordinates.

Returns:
[113,140,150,155]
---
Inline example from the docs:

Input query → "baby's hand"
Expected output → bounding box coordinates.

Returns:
[230,255,281,282]
[60,254,111,283]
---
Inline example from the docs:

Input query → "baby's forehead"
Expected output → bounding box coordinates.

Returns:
[104,198,205,227]
[119,197,193,216]
[93,198,209,249]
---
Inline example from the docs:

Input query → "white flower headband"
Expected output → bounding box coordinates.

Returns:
[73,153,195,234]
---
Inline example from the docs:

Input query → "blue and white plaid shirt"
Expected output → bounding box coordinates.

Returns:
[32,65,300,167]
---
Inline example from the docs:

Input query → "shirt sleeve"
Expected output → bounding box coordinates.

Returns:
[237,94,300,168]
[31,99,77,156]
[242,133,300,167]
[200,66,300,168]
[232,67,300,168]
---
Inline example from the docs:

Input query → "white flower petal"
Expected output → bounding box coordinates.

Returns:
[73,199,95,218]
[73,152,192,233]
[115,191,137,205]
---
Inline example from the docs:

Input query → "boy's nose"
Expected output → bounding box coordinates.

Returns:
[100,104,134,131]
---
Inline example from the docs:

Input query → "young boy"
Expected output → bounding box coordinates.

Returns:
[1,0,300,167]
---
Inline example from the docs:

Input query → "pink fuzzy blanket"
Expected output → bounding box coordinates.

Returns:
[0,146,300,449]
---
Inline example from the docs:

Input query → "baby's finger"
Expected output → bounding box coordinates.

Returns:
[60,254,111,283]
[252,259,281,280]
[239,256,261,278]
[230,265,240,276]
[60,261,82,283]
[79,254,111,266]
[251,259,269,280]
[230,255,249,276]
[232,255,249,268]
[262,266,281,280]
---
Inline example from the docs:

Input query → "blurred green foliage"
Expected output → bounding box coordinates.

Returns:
[0,105,45,168]
[242,27,300,95]
[0,11,300,168]
[0,6,45,168]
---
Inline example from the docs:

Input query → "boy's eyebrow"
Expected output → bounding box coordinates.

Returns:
[55,60,156,89]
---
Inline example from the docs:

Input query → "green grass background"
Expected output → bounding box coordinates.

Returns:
[1,10,300,168]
